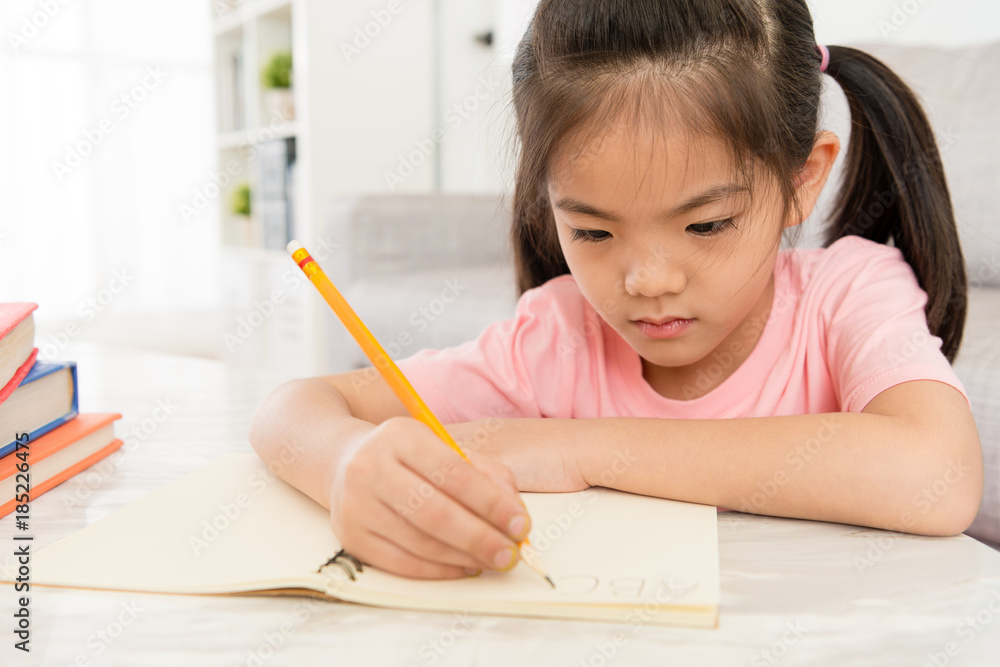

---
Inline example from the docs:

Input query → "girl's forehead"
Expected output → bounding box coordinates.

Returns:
[552,79,706,151]
[549,119,735,186]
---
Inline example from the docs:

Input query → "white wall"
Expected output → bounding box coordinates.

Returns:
[333,0,437,196]
[436,0,513,194]
[810,0,1000,49]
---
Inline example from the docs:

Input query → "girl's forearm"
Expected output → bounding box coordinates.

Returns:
[565,413,980,536]
[248,379,375,509]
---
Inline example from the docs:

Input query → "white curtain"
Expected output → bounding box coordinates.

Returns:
[0,0,218,351]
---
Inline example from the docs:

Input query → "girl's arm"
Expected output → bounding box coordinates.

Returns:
[249,373,532,579]
[458,380,982,536]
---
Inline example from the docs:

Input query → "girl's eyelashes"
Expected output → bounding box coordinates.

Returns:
[687,219,737,236]
[569,219,737,243]
[570,228,612,243]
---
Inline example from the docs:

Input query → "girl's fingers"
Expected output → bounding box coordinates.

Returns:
[356,530,475,580]
[380,459,521,572]
[371,499,484,570]
[396,438,530,544]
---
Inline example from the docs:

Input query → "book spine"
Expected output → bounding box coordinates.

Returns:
[68,362,79,415]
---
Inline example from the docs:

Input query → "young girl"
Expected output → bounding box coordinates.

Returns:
[250,0,983,580]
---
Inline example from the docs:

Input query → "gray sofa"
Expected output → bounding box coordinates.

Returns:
[321,40,1000,547]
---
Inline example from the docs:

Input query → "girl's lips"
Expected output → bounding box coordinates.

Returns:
[634,318,694,339]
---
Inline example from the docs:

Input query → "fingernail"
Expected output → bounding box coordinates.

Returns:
[493,546,518,572]
[463,568,481,577]
[507,514,529,541]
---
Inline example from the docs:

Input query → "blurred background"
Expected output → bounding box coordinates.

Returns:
[1,0,998,378]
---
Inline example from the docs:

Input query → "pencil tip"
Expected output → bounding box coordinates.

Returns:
[545,576,555,588]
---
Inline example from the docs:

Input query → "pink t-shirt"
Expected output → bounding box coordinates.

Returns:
[395,235,969,423]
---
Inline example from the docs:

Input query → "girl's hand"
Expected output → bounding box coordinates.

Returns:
[328,416,531,580]
[447,418,589,493]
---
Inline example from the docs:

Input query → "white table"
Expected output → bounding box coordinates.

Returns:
[2,343,1000,666]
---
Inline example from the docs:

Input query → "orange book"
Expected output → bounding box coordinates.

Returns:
[0,413,122,518]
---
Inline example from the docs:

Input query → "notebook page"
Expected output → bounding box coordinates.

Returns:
[21,453,339,594]
[337,486,719,616]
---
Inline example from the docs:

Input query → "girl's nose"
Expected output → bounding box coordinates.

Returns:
[623,248,687,297]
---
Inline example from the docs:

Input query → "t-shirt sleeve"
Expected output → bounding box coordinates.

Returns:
[393,278,584,423]
[819,236,969,413]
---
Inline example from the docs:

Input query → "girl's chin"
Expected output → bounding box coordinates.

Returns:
[632,341,699,366]
[630,334,721,367]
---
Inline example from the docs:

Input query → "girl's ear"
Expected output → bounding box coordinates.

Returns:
[785,131,841,228]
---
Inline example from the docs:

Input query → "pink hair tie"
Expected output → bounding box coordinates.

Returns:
[817,44,830,73]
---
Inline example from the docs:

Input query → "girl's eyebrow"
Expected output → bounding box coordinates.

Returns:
[553,183,749,223]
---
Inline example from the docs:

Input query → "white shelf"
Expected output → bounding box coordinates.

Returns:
[213,0,291,36]
[216,122,296,150]
[210,0,437,375]
[254,0,293,20]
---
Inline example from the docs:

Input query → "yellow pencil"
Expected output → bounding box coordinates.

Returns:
[287,241,553,587]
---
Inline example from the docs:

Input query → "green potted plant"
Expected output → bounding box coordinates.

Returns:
[260,50,294,121]
[230,182,255,245]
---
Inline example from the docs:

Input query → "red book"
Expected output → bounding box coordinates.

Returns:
[0,303,38,404]
[0,413,123,518]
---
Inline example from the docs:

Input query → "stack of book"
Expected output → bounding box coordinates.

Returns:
[0,303,122,518]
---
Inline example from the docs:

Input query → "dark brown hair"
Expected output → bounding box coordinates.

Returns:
[508,0,966,361]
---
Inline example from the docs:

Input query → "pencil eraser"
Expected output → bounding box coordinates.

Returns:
[287,240,304,255]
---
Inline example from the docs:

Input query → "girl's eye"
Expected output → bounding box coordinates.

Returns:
[570,228,611,243]
[687,219,736,236]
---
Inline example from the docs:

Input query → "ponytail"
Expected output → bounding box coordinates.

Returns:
[823,46,967,362]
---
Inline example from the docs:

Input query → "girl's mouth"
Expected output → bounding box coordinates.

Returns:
[634,318,694,339]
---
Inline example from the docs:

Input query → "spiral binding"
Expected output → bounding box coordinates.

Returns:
[316,548,364,580]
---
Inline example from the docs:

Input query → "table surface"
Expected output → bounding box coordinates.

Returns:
[2,342,1000,667]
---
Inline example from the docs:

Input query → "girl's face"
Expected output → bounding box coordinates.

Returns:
[547,118,791,399]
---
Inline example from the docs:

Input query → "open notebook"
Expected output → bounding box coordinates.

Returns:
[4,453,720,628]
